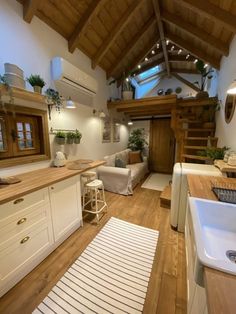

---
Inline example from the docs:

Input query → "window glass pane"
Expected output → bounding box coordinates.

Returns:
[17,122,23,131]
[25,123,31,132]
[0,132,2,141]
[18,140,26,149]
[18,132,24,139]
[26,140,33,148]
[26,132,32,140]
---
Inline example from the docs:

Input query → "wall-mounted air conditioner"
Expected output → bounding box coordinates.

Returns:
[51,57,98,106]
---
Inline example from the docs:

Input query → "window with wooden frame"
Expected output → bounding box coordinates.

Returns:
[0,104,50,168]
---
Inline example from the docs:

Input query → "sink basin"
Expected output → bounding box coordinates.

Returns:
[189,197,236,275]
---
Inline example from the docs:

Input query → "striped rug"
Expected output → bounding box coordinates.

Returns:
[33,217,159,314]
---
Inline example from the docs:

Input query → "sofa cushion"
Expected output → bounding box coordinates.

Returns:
[129,151,142,164]
[115,149,130,165]
[104,154,116,167]
[115,158,126,168]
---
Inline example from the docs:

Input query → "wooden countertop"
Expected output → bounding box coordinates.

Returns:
[187,174,236,314]
[214,159,236,173]
[0,160,105,205]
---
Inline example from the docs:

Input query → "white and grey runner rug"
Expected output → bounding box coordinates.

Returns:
[33,217,159,314]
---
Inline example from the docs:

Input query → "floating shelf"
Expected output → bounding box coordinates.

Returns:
[0,84,45,104]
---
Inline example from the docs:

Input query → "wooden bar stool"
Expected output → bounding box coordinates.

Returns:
[82,179,107,224]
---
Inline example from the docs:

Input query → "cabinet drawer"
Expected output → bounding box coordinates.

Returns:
[0,188,49,220]
[0,203,50,245]
[0,219,53,282]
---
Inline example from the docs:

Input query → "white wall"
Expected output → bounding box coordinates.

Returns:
[0,0,129,175]
[208,35,236,150]
[146,74,201,98]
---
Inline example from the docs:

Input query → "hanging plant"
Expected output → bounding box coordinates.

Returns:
[45,88,63,111]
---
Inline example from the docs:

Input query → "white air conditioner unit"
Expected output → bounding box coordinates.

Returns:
[51,57,98,106]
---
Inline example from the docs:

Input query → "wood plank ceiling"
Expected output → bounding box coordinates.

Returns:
[18,0,236,81]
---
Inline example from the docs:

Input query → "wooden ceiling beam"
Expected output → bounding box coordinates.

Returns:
[162,11,229,56]
[68,0,105,53]
[171,67,199,74]
[152,0,170,76]
[133,57,165,76]
[166,31,221,69]
[128,110,171,117]
[172,73,200,92]
[91,0,144,69]
[23,0,39,23]
[177,0,236,34]
[118,104,173,113]
[169,55,195,62]
[107,16,156,79]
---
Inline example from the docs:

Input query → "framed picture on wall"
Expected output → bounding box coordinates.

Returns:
[101,117,111,143]
[112,119,120,142]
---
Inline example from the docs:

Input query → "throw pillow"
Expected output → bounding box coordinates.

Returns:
[104,154,116,167]
[129,151,142,164]
[115,158,126,168]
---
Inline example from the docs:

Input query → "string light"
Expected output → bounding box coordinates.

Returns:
[133,73,136,77]
[171,45,175,51]
[151,50,155,55]
[156,43,160,49]
[204,63,208,68]
[126,77,129,82]
[166,40,169,45]
[194,59,198,64]
[145,57,149,61]
[178,49,182,55]
[186,54,190,60]
[138,64,141,69]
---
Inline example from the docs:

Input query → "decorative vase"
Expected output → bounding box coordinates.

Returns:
[122,91,133,100]
[196,91,209,99]
[74,138,81,144]
[67,138,74,144]
[33,86,42,94]
[56,137,65,145]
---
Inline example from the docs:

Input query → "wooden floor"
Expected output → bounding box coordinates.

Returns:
[0,182,187,314]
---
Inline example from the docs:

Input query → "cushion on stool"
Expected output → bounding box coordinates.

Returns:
[86,179,103,189]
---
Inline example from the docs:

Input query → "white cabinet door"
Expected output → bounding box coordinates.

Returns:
[49,175,82,242]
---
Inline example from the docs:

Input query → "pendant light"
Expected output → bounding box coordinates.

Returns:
[66,97,76,109]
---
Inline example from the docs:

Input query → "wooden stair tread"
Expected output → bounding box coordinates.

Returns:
[181,154,210,161]
[181,128,214,132]
[185,137,218,140]
[160,185,171,209]
[184,146,208,150]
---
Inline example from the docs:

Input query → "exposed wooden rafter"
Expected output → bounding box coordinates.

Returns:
[162,11,229,56]
[23,0,39,23]
[172,73,200,92]
[91,0,144,69]
[166,31,221,69]
[133,57,165,76]
[68,0,105,54]
[171,67,199,74]
[169,55,195,62]
[107,16,156,79]
[152,0,170,76]
[177,0,236,34]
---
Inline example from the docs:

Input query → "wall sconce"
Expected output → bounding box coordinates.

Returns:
[93,109,106,118]
[66,97,76,109]
[227,80,236,94]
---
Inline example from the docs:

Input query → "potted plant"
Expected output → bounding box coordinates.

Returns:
[45,88,63,119]
[27,74,45,94]
[197,146,228,164]
[122,78,133,100]
[194,60,213,99]
[55,131,66,145]
[74,129,82,144]
[128,128,147,152]
[66,131,75,144]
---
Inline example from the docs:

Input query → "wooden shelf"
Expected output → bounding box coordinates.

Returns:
[182,154,211,161]
[0,84,45,104]
[177,97,218,107]
[185,137,218,141]
[214,159,236,173]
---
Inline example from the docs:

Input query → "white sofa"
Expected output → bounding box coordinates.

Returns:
[97,149,149,195]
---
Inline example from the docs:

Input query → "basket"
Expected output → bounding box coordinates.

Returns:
[4,63,24,78]
[4,73,25,89]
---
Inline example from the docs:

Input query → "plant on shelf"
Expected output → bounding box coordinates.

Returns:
[128,128,147,152]
[45,88,63,120]
[66,131,75,144]
[55,131,66,145]
[26,74,45,94]
[194,60,214,99]
[197,146,229,163]
[122,75,133,100]
[74,129,82,144]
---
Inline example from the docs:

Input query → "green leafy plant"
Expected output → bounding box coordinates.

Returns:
[55,131,66,138]
[128,128,147,151]
[27,74,45,87]
[194,60,213,91]
[66,131,75,139]
[45,88,63,111]
[197,146,229,161]
[74,129,82,139]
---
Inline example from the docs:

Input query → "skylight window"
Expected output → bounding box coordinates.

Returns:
[138,65,160,81]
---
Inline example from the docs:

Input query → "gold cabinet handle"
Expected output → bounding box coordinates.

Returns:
[13,198,24,205]
[17,218,27,225]
[20,236,30,244]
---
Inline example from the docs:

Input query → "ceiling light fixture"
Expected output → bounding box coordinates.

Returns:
[166,40,169,45]
[128,121,133,125]
[186,54,190,60]
[156,43,160,49]
[227,80,236,94]
[145,57,149,61]
[151,50,155,55]
[99,110,106,118]
[171,45,175,51]
[126,77,129,82]
[178,49,182,55]
[138,64,141,69]
[194,59,198,64]
[204,63,208,68]
[66,97,76,109]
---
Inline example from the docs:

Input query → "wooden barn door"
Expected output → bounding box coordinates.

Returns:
[149,118,175,173]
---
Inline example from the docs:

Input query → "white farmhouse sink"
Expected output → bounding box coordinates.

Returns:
[189,197,236,275]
